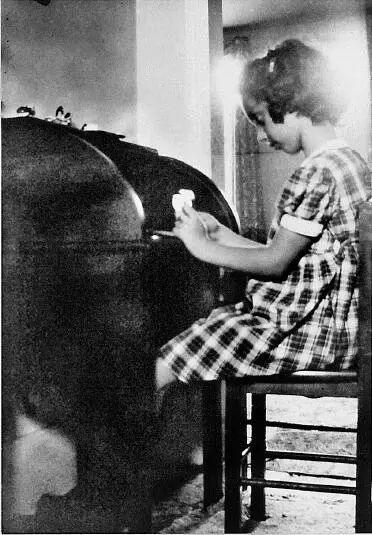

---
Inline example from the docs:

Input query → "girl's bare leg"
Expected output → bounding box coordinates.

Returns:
[155,358,178,412]
[155,358,177,391]
[154,358,203,467]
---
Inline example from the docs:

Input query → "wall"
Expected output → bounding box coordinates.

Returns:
[2,0,214,179]
[1,0,137,139]
[136,0,212,177]
[225,0,371,228]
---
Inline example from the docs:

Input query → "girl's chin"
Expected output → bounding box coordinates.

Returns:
[284,146,300,155]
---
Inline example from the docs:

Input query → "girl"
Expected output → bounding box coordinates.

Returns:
[157,39,371,390]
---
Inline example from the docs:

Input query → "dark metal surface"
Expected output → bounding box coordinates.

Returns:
[2,118,155,532]
[2,117,246,532]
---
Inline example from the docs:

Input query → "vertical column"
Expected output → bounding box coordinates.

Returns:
[208,0,225,191]
[136,0,212,178]
[366,4,372,169]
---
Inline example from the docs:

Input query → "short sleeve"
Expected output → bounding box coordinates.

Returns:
[278,164,335,237]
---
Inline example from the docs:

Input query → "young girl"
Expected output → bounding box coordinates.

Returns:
[157,39,371,390]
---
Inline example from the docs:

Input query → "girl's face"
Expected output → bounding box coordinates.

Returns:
[242,99,302,155]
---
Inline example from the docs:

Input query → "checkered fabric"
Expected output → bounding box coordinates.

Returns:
[160,141,371,382]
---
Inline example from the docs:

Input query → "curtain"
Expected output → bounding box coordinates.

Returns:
[224,35,266,243]
[234,100,266,244]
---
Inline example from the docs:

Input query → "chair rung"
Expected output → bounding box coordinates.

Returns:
[246,419,356,433]
[242,383,357,397]
[242,447,250,459]
[240,477,356,495]
[265,449,356,464]
[284,471,355,482]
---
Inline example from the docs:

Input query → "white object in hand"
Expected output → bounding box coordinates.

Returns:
[172,189,195,218]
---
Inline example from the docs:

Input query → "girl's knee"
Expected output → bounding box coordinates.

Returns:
[155,358,177,391]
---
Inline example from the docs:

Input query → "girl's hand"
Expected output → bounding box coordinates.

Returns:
[173,204,209,255]
[197,212,221,240]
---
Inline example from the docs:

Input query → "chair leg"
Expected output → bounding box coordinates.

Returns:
[355,201,372,533]
[240,391,248,490]
[355,391,372,532]
[225,382,245,533]
[250,393,266,521]
[202,381,223,508]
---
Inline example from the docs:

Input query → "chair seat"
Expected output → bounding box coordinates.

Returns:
[229,370,357,384]
[228,371,358,398]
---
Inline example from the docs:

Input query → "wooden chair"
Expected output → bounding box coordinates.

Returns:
[203,201,372,533]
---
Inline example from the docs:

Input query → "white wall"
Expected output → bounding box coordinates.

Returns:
[136,0,212,177]
[2,0,214,179]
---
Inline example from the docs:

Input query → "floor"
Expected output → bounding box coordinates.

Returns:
[154,395,358,534]
[7,414,77,517]
[3,396,359,534]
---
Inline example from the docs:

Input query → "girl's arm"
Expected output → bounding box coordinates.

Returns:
[197,212,264,249]
[175,206,314,280]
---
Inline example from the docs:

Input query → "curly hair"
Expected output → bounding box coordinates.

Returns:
[240,39,347,125]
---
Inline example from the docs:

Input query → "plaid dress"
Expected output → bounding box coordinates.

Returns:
[160,140,371,382]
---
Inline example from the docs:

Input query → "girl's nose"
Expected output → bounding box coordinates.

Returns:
[256,128,268,143]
